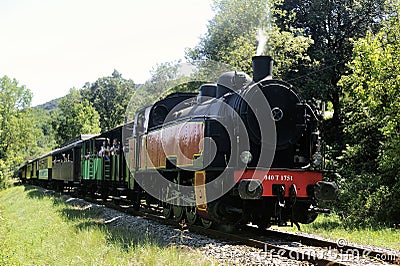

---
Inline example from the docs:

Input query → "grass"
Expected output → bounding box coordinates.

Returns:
[274,213,400,250]
[0,186,214,266]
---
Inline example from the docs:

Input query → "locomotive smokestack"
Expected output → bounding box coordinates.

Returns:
[252,55,273,82]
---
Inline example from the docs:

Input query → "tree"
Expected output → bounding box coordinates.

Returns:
[0,76,37,186]
[0,76,37,161]
[81,70,135,132]
[53,89,101,145]
[30,108,57,156]
[275,0,394,137]
[186,0,265,62]
[337,7,400,226]
[124,61,192,121]
[186,0,313,79]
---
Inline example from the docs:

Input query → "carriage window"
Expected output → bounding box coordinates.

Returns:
[135,111,145,134]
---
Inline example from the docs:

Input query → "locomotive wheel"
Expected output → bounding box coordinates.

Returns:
[163,203,173,219]
[172,205,184,221]
[201,218,213,229]
[186,206,198,225]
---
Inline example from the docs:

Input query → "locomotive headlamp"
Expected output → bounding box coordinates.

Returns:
[240,151,253,164]
[312,152,323,167]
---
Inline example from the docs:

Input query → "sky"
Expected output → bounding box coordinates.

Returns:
[0,0,214,106]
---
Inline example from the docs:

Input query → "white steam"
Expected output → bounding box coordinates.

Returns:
[256,28,267,56]
[256,0,272,56]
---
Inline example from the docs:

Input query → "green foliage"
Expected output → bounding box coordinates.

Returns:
[53,88,101,145]
[186,0,265,62]
[218,33,257,74]
[0,76,38,186]
[186,0,313,79]
[30,108,57,157]
[276,0,394,146]
[34,98,59,111]
[0,159,9,189]
[125,62,182,121]
[82,70,135,131]
[338,9,400,226]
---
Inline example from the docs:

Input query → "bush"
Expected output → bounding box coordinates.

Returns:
[0,159,13,190]
[334,13,400,228]
[334,132,400,227]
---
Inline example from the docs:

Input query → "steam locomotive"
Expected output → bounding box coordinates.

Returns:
[19,56,338,229]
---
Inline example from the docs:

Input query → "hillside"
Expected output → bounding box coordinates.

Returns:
[34,98,60,111]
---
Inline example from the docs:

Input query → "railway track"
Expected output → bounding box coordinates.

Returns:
[83,194,399,266]
[259,228,399,264]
